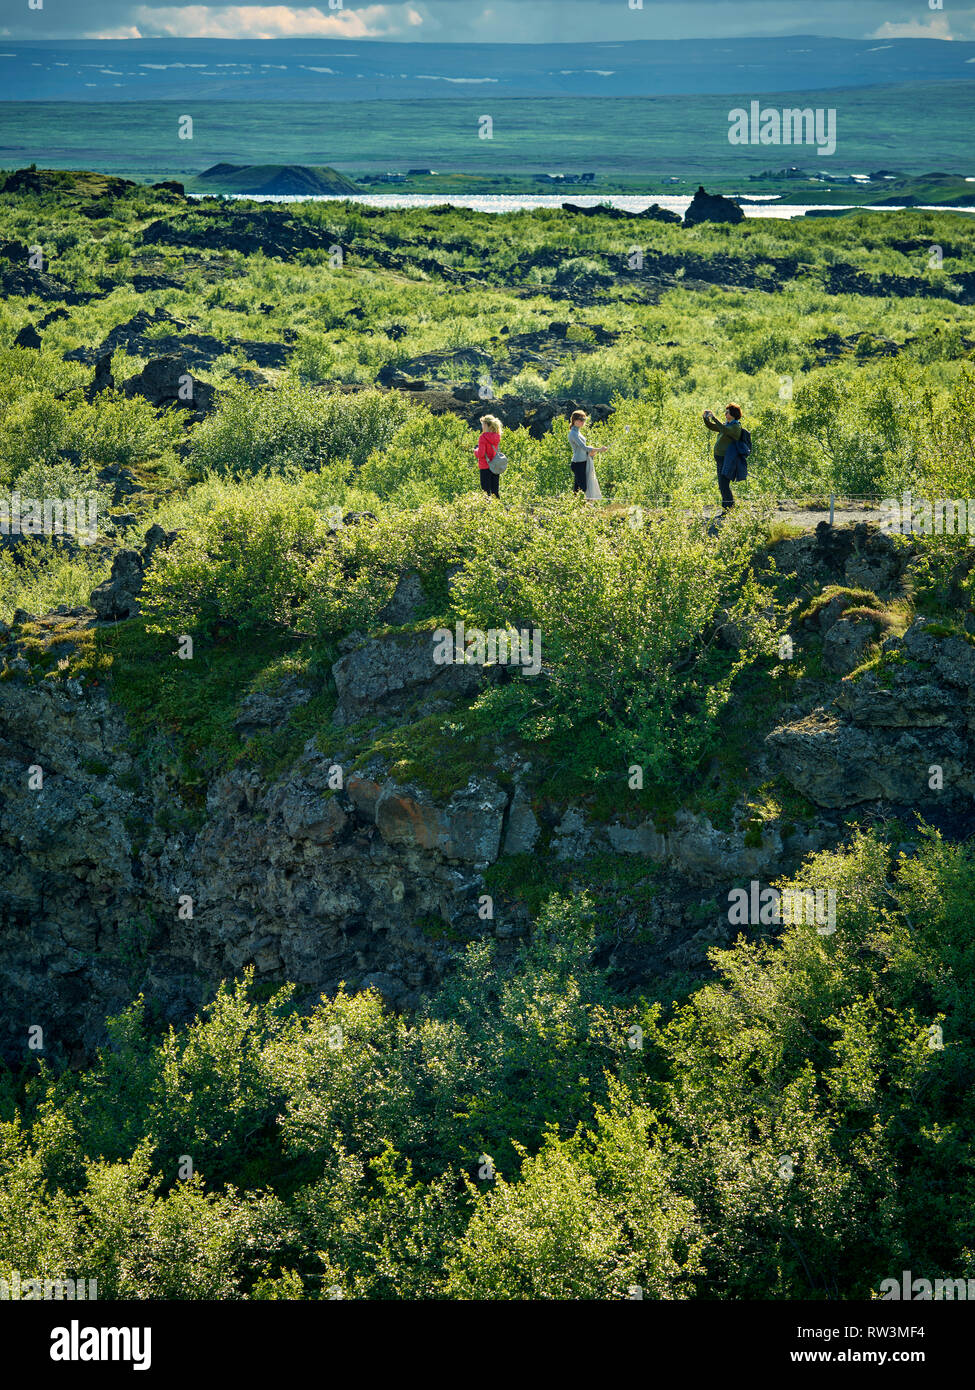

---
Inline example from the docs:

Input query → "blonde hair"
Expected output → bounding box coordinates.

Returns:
[570,410,587,424]
[480,415,502,433]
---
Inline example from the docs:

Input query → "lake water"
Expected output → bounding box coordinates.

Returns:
[209,192,975,219]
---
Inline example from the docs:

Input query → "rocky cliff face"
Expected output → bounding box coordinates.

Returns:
[1,523,972,1065]
[0,642,803,1065]
[0,617,778,1062]
[769,617,975,809]
[0,656,511,1063]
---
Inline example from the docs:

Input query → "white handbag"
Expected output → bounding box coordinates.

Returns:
[489,450,509,475]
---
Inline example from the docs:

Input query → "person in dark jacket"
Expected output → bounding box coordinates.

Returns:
[704,403,744,510]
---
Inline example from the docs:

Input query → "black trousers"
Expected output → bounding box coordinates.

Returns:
[480,468,500,497]
[571,460,588,493]
[716,458,735,508]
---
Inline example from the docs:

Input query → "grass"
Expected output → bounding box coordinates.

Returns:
[348,704,504,799]
[922,620,975,645]
[4,85,975,182]
[765,521,806,544]
[485,850,661,927]
[799,586,885,624]
[6,615,337,798]
[842,604,901,633]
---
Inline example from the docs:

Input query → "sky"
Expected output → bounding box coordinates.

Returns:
[1,1,973,43]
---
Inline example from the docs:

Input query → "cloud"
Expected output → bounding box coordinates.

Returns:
[4,0,975,43]
[869,15,954,40]
[104,3,430,39]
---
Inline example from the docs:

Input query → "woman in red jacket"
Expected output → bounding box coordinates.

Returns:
[474,414,503,498]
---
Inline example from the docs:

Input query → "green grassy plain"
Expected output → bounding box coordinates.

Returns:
[2,82,974,188]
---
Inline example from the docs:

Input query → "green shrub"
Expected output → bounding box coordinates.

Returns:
[554,257,613,286]
[140,472,330,633]
[357,410,475,504]
[3,830,975,1298]
[446,1091,701,1300]
[190,382,415,477]
[0,539,110,625]
[735,331,796,374]
[451,503,775,780]
[503,369,549,401]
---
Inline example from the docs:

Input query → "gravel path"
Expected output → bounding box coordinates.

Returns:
[770,502,888,529]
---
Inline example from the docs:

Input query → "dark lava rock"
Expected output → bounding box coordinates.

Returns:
[140,209,329,261]
[636,203,684,224]
[379,571,426,626]
[142,523,181,564]
[67,308,179,365]
[0,238,30,262]
[234,676,313,739]
[88,525,180,622]
[821,263,975,305]
[1,266,90,304]
[89,550,145,622]
[368,377,615,439]
[563,201,681,224]
[14,323,41,350]
[683,186,745,226]
[85,352,115,402]
[120,356,217,414]
[376,323,618,393]
[131,273,184,293]
[67,307,290,373]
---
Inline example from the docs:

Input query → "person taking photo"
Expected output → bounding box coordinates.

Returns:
[704,402,745,510]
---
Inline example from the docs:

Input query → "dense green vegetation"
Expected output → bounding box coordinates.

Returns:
[3,175,975,1299]
[3,830,975,1299]
[2,181,973,799]
[1,177,972,568]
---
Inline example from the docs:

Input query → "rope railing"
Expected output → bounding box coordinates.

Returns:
[582,494,891,516]
[596,494,889,505]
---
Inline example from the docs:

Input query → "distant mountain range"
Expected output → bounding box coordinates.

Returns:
[2,36,975,102]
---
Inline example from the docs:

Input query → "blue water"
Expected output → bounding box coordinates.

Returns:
[207,192,975,220]
[4,36,975,101]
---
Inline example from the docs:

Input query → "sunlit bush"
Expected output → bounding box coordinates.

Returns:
[190,382,415,477]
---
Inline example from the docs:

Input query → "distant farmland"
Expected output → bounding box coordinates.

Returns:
[1,83,973,185]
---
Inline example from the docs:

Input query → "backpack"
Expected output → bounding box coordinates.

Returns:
[489,450,509,475]
[737,428,752,458]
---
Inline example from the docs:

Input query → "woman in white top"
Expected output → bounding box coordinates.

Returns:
[567,410,607,499]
